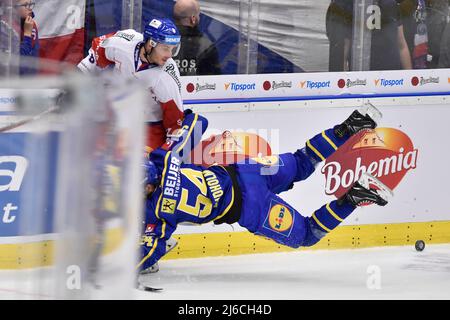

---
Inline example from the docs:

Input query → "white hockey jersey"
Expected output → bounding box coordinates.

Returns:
[77,29,184,150]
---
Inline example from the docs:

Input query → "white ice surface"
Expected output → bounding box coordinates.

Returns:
[1,244,450,300]
[136,244,450,300]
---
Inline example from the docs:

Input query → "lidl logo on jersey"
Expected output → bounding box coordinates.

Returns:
[224,82,256,92]
[322,128,418,200]
[263,201,294,237]
[299,80,331,89]
[374,79,404,87]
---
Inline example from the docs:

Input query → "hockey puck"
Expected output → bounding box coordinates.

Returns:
[415,240,425,252]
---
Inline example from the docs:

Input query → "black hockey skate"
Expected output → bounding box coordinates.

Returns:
[334,103,382,138]
[338,173,393,207]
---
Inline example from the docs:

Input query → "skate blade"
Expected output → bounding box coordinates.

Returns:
[358,172,394,202]
[360,102,382,124]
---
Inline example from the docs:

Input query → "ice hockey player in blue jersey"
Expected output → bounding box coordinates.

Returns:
[137,105,393,277]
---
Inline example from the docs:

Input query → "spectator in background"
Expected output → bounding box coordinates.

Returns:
[326,0,412,71]
[371,0,412,70]
[397,0,417,56]
[0,0,39,75]
[397,0,448,69]
[326,0,353,71]
[438,18,450,67]
[172,0,221,75]
[15,0,39,60]
[425,0,448,68]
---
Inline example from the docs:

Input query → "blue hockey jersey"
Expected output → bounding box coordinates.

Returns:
[137,112,236,271]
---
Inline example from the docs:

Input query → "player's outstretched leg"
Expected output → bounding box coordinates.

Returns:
[264,103,382,192]
[302,173,393,247]
[302,103,381,167]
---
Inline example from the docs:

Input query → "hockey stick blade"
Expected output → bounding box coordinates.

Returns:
[143,286,163,292]
[137,283,163,292]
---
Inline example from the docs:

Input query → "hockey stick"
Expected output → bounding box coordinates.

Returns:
[139,284,163,292]
[0,104,59,133]
[136,278,163,292]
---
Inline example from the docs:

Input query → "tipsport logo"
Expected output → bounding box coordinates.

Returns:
[322,128,418,199]
[224,82,256,92]
[299,80,331,89]
[374,79,404,87]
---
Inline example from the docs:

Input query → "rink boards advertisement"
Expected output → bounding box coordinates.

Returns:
[181,69,450,102]
[1,69,450,268]
[0,132,58,237]
[168,69,450,260]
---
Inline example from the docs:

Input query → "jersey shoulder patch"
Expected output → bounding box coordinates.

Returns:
[101,29,143,49]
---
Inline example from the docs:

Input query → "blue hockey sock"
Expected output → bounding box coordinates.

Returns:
[305,127,348,163]
[302,200,355,247]
[311,200,355,233]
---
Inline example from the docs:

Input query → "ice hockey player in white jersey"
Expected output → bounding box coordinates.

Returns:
[77,17,185,152]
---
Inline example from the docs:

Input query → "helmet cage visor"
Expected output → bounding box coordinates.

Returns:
[149,38,181,57]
